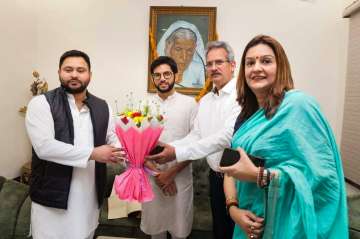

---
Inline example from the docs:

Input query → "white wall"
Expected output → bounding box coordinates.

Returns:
[0,0,349,178]
[0,0,38,178]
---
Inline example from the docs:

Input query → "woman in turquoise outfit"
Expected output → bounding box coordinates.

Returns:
[221,35,348,239]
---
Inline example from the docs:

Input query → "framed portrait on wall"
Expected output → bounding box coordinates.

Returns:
[148,6,217,95]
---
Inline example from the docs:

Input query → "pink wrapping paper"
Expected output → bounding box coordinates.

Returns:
[113,125,163,203]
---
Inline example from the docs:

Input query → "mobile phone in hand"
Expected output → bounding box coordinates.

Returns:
[220,148,265,167]
[149,145,164,155]
[220,148,240,167]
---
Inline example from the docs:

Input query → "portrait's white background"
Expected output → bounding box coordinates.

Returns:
[0,0,349,178]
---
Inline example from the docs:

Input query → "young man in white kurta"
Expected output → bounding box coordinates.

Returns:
[25,50,122,239]
[140,56,198,239]
[146,42,241,239]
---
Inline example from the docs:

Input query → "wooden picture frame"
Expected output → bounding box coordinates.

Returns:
[148,6,217,95]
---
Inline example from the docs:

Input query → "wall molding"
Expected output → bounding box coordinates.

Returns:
[343,0,360,18]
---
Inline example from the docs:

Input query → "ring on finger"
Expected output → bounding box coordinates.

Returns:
[250,234,255,239]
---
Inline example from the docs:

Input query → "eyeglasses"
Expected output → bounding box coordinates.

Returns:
[151,71,173,81]
[205,59,230,69]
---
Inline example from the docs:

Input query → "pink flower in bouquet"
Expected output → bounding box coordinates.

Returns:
[113,99,164,203]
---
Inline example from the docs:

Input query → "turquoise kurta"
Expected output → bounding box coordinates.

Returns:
[232,90,348,239]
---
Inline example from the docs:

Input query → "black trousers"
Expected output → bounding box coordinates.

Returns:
[209,169,235,239]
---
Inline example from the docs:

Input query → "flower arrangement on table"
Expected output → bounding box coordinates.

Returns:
[113,95,164,203]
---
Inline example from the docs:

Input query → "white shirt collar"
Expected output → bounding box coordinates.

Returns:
[212,78,236,96]
[155,91,178,102]
[66,93,89,112]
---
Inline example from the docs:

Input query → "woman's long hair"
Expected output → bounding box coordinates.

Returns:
[236,35,294,122]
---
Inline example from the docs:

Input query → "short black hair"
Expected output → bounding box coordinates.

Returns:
[150,56,178,74]
[59,50,91,70]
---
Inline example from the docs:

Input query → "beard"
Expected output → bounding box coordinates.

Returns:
[60,77,89,94]
[154,80,175,93]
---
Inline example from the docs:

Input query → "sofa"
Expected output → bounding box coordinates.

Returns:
[1,161,360,239]
[0,175,31,239]
[0,158,213,239]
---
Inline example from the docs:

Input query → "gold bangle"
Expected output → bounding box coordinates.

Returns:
[226,201,239,213]
[225,196,237,204]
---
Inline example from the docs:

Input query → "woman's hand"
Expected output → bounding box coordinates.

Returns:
[219,148,258,182]
[229,207,264,239]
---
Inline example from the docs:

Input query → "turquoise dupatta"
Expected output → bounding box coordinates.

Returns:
[232,90,348,239]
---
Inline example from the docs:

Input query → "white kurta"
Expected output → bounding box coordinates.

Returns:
[25,93,119,239]
[172,79,241,172]
[140,92,198,237]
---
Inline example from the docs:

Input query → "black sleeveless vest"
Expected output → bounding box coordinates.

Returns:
[30,87,109,209]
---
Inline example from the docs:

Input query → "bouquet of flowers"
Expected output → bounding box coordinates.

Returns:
[113,96,164,203]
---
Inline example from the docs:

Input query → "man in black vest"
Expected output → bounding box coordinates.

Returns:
[25,50,124,239]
